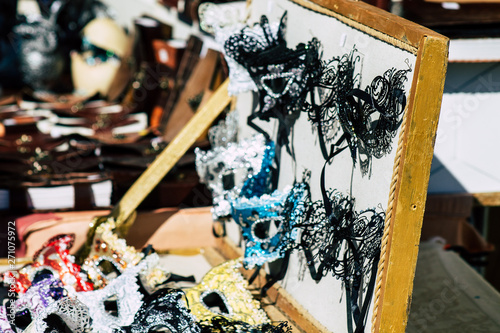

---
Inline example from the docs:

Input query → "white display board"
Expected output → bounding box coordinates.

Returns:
[228,0,449,332]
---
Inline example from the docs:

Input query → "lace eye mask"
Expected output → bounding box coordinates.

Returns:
[299,190,385,333]
[301,192,385,282]
[224,13,321,150]
[6,234,93,294]
[306,47,410,175]
[195,134,275,220]
[231,176,310,270]
[184,259,269,326]
[78,253,169,333]
[113,289,199,333]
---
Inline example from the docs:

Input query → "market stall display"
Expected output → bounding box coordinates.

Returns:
[0,0,449,332]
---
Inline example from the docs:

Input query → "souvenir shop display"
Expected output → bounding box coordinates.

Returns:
[0,0,448,332]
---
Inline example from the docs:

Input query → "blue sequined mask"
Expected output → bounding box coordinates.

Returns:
[231,177,310,269]
[195,134,275,220]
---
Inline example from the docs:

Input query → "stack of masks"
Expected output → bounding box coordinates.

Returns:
[0,218,291,332]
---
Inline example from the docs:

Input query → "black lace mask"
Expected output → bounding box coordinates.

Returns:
[300,192,385,282]
[298,189,385,333]
[225,13,321,149]
[113,289,199,333]
[306,47,410,176]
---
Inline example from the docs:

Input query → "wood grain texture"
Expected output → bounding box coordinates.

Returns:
[293,0,443,52]
[473,192,500,207]
[372,34,449,332]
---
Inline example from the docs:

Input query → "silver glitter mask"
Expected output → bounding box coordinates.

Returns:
[75,254,161,333]
[199,2,258,96]
[14,4,65,92]
[195,134,269,220]
[207,110,238,149]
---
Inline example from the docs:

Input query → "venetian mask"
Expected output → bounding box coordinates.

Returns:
[71,17,131,99]
[184,259,269,326]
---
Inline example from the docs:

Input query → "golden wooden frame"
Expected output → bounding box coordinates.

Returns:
[287,1,448,332]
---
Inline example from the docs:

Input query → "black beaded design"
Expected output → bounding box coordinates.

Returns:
[198,316,292,333]
[224,13,321,148]
[114,289,199,333]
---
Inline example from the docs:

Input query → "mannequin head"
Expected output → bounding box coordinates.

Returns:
[71,17,132,99]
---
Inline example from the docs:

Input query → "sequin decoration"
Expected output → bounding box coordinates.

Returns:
[76,254,160,333]
[13,277,67,330]
[82,219,144,288]
[195,134,274,220]
[6,234,93,294]
[113,289,200,333]
[207,110,238,149]
[231,189,289,269]
[199,2,257,95]
[239,140,275,199]
[13,9,65,91]
[185,259,269,326]
[232,174,311,269]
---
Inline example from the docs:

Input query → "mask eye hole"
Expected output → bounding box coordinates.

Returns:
[263,76,288,94]
[15,309,32,330]
[44,314,73,333]
[103,295,119,317]
[200,291,230,315]
[251,217,283,242]
[33,269,56,283]
[149,326,173,333]
[222,171,235,190]
[253,219,271,240]
[97,259,121,280]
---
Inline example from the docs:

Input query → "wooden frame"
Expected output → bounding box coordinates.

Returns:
[285,1,448,332]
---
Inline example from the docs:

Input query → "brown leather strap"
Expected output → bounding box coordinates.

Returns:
[9,187,29,212]
[74,182,94,211]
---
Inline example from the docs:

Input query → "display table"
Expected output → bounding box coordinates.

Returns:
[407,241,500,332]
